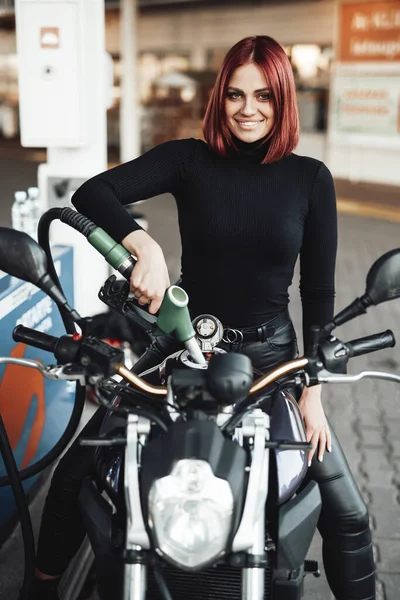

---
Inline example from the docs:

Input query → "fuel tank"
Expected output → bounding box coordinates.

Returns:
[269,389,308,505]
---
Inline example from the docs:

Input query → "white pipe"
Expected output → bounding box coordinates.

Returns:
[120,0,140,163]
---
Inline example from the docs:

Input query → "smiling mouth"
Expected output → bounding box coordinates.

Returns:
[235,119,265,127]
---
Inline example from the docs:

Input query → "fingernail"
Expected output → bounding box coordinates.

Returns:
[308,459,312,467]
[318,456,323,462]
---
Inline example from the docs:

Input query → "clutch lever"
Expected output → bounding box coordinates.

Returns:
[98,275,157,336]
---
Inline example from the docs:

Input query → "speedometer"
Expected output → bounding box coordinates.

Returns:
[196,317,217,338]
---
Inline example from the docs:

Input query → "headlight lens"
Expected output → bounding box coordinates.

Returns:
[148,459,234,569]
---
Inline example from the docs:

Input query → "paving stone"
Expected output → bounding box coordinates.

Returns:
[366,469,396,488]
[368,486,400,507]
[376,578,386,600]
[360,434,387,450]
[362,447,392,469]
[388,440,400,458]
[358,410,384,428]
[375,539,400,573]
[335,436,360,459]
[378,573,400,600]
[361,448,397,487]
[384,419,400,440]
[370,512,400,540]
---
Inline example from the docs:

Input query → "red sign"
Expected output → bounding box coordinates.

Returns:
[0,343,45,469]
[339,1,400,61]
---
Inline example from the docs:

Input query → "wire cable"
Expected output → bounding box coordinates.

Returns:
[0,382,86,487]
[0,415,35,600]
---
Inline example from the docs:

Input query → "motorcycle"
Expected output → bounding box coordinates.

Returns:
[0,210,400,600]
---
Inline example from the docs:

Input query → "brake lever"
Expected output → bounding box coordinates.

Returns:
[98,275,157,336]
[43,364,87,383]
[317,369,400,385]
[0,357,87,384]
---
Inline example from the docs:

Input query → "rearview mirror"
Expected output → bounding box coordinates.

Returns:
[0,227,49,286]
[365,248,400,305]
[324,247,400,334]
[0,227,79,321]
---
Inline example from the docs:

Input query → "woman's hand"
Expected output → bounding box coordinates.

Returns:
[298,384,332,466]
[122,230,170,314]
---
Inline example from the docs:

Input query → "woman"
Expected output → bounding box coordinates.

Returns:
[34,36,375,600]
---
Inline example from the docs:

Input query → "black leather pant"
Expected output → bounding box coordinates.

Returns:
[36,314,375,600]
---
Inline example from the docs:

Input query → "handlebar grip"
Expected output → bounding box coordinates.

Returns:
[12,325,59,354]
[346,330,396,358]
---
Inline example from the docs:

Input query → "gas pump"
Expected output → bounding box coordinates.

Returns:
[15,0,111,317]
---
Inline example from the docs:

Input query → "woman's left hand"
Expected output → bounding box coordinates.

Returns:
[298,384,332,466]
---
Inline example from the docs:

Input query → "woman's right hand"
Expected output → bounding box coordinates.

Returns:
[121,230,170,314]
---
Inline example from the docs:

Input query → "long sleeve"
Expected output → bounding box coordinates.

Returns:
[300,162,338,350]
[71,138,196,242]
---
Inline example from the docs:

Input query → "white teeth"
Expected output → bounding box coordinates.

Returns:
[237,121,262,126]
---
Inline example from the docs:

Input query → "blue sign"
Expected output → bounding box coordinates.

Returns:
[0,245,75,531]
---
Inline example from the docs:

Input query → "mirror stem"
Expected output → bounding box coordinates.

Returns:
[324,294,373,334]
[38,274,82,323]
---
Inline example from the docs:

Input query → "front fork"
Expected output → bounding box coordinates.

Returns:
[242,507,266,600]
[124,563,147,600]
[232,410,271,600]
[123,414,151,600]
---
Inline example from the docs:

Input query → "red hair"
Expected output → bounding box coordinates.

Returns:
[202,36,299,164]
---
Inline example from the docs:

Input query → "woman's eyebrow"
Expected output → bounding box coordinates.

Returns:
[227,86,271,93]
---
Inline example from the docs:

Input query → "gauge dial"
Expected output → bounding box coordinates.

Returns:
[195,317,217,338]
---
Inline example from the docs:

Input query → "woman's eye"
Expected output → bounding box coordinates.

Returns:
[227,92,241,100]
[258,93,271,101]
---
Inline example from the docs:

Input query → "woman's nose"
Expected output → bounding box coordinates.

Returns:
[241,96,257,116]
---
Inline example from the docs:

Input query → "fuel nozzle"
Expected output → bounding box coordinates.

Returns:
[156,286,206,365]
[58,207,136,280]
[87,228,136,280]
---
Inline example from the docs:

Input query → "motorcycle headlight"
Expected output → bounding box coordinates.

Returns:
[148,459,234,569]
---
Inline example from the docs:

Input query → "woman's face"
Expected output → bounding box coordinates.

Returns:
[225,63,274,143]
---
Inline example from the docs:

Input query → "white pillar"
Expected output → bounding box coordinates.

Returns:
[120,0,140,163]
[190,46,207,71]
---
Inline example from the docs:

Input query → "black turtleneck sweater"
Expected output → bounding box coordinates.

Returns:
[72,138,337,348]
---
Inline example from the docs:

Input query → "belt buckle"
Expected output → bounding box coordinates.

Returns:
[223,328,244,344]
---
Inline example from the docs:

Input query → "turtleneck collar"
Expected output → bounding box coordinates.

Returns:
[231,134,271,163]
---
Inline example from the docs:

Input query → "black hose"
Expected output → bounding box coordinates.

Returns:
[0,382,86,487]
[0,415,35,600]
[37,208,76,334]
[59,207,96,237]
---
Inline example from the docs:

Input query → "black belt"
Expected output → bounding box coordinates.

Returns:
[223,310,290,344]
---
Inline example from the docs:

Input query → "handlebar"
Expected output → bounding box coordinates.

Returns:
[346,329,395,357]
[13,325,80,365]
[7,326,398,399]
[13,325,59,354]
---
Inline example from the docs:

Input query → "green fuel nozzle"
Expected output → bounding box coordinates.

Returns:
[155,286,194,341]
[58,208,136,279]
[156,286,206,365]
[87,227,136,280]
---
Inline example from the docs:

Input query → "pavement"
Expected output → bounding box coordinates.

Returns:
[0,152,400,599]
